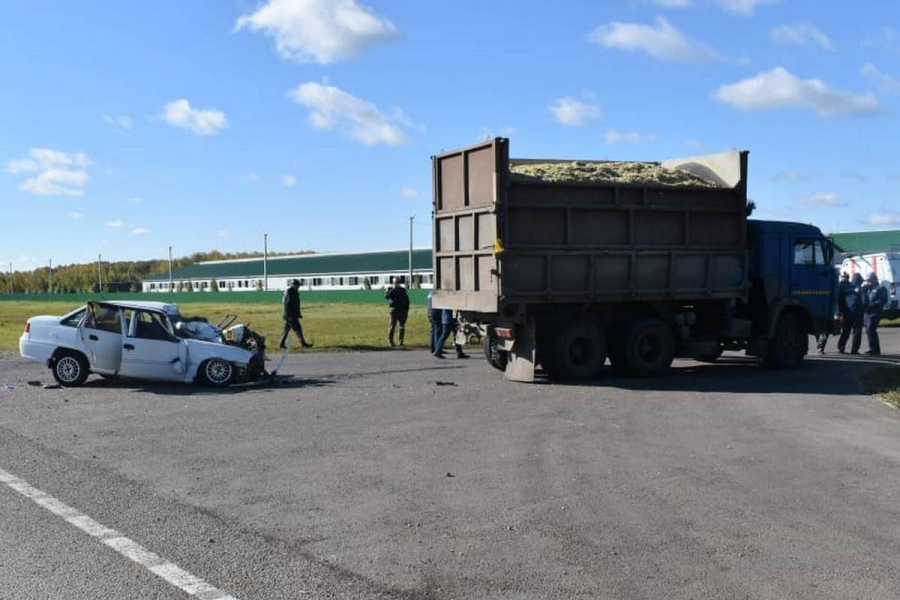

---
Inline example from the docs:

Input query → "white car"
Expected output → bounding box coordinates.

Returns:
[19,300,267,387]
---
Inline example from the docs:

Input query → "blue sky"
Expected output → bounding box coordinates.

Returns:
[2,0,899,270]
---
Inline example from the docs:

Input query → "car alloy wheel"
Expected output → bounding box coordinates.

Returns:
[204,359,233,385]
[56,356,81,383]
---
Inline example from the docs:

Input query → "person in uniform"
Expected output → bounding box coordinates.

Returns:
[861,272,888,356]
[837,272,863,354]
[278,279,312,349]
[385,277,410,347]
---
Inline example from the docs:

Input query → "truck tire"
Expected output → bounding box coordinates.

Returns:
[548,320,606,380]
[765,312,807,369]
[482,336,508,372]
[52,350,89,387]
[621,318,675,377]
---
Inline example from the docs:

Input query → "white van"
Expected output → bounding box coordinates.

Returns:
[840,252,900,319]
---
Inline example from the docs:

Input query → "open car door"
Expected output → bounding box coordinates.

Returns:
[79,302,124,374]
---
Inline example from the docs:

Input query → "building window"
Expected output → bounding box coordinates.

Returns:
[219,281,226,288]
[347,277,358,286]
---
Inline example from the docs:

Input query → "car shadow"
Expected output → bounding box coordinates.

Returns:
[534,353,900,396]
[84,375,337,396]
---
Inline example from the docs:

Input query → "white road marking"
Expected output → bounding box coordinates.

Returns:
[0,466,241,600]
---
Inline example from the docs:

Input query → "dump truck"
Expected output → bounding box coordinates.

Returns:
[431,138,837,382]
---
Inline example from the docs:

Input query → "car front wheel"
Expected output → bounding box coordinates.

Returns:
[199,359,235,386]
[52,351,89,387]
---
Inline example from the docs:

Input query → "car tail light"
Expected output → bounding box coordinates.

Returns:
[24,322,30,333]
[494,327,515,340]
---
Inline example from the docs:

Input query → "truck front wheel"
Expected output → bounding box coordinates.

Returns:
[622,318,675,377]
[765,312,807,369]
[548,320,606,380]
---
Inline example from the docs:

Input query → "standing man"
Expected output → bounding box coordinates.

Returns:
[385,277,410,347]
[434,308,469,359]
[837,272,863,354]
[427,292,441,354]
[861,272,888,356]
[279,279,312,349]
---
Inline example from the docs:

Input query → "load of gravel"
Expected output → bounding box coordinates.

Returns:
[509,160,719,188]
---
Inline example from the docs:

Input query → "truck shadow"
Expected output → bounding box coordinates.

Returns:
[538,354,899,396]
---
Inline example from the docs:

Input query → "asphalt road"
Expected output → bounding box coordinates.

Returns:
[1,330,899,599]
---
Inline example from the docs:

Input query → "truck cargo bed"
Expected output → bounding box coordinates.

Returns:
[432,138,750,313]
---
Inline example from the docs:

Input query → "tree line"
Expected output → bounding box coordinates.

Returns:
[0,250,313,294]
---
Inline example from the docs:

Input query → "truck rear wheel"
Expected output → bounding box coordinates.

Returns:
[765,312,807,369]
[483,336,508,372]
[621,318,675,377]
[548,320,606,380]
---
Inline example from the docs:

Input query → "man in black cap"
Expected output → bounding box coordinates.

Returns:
[279,279,312,349]
[861,272,888,356]
[384,277,410,347]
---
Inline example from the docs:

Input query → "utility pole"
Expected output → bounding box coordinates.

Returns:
[408,216,414,287]
[263,233,269,292]
[48,259,52,293]
[168,246,173,292]
[97,254,102,293]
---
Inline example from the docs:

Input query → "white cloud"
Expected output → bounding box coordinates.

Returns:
[70,211,84,219]
[862,27,900,55]
[105,219,123,228]
[861,63,900,95]
[773,170,821,182]
[129,196,143,205]
[713,67,884,117]
[235,0,400,64]
[549,97,602,127]
[288,81,410,146]
[102,114,133,132]
[282,174,297,187]
[771,23,834,50]
[132,227,150,235]
[589,16,718,63]
[247,173,260,182]
[796,192,839,207]
[653,0,692,7]
[6,148,91,197]
[604,130,656,144]
[868,212,900,227]
[716,0,779,15]
[400,186,420,200]
[159,99,227,136]
[218,230,229,238]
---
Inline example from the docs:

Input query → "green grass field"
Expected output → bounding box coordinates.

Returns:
[0,301,432,354]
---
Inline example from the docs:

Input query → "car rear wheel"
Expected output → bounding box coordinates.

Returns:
[199,359,234,386]
[52,351,89,387]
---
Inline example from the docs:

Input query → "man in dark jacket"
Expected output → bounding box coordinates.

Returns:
[837,272,863,354]
[279,279,312,349]
[385,277,410,347]
[427,293,441,354]
[861,272,888,356]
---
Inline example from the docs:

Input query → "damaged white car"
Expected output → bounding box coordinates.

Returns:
[19,300,266,387]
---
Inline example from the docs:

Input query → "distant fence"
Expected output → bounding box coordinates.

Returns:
[0,289,432,306]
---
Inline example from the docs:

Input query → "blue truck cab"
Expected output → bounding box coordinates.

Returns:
[744,220,838,365]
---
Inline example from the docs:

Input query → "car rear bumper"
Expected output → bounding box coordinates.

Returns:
[19,336,55,366]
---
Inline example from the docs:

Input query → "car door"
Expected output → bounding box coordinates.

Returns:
[78,302,123,374]
[790,237,835,326]
[118,309,186,381]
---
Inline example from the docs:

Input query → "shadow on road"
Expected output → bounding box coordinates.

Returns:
[537,353,900,396]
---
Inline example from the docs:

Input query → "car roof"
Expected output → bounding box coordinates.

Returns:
[100,300,179,314]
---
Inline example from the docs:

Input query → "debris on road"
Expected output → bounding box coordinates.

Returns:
[434,381,457,387]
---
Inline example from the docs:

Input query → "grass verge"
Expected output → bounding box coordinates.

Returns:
[861,367,900,410]
[0,301,432,354]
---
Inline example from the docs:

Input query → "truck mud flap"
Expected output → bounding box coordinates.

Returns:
[504,319,536,383]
